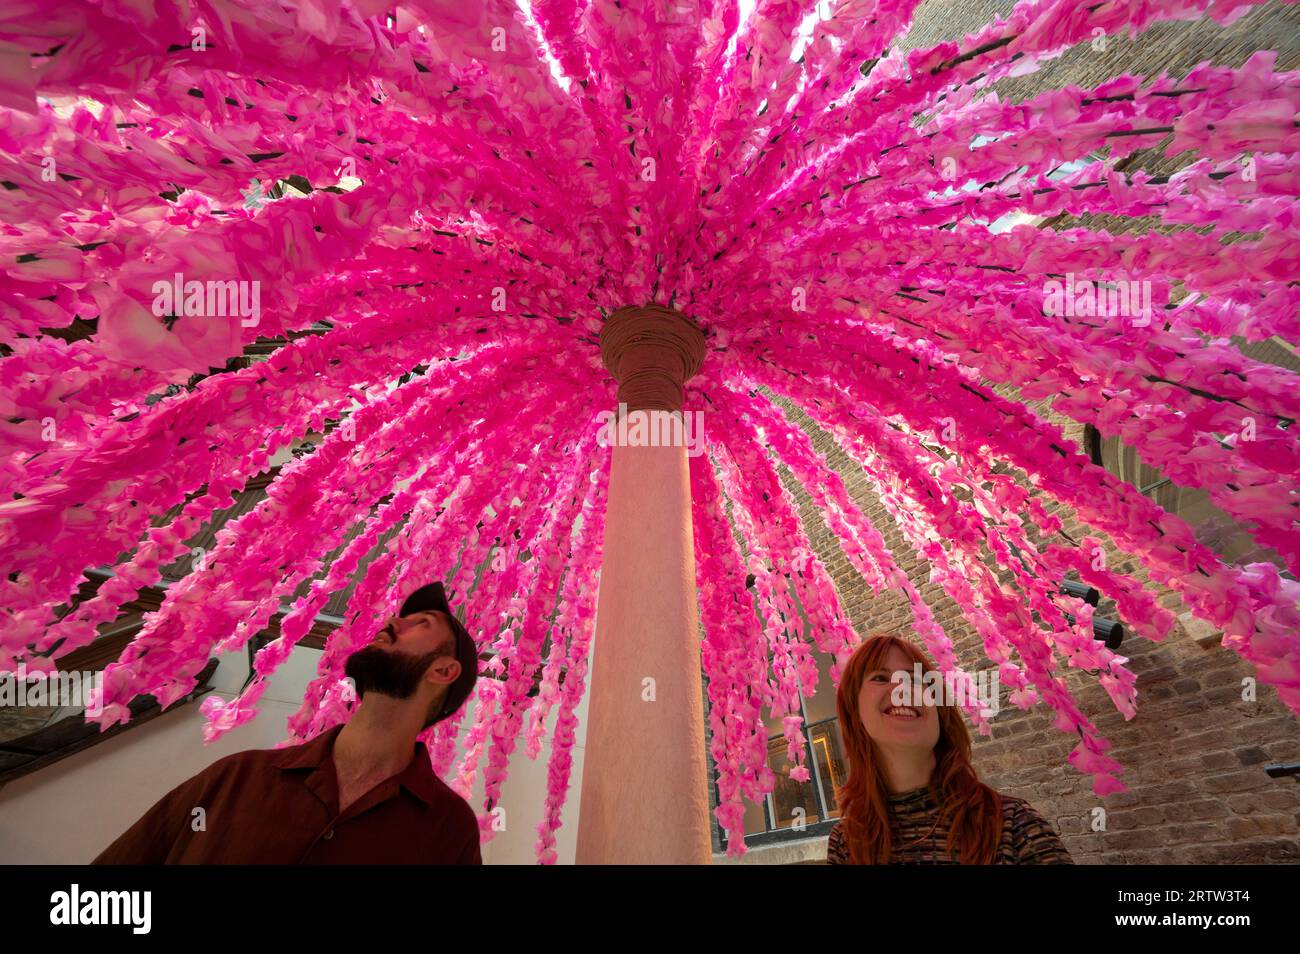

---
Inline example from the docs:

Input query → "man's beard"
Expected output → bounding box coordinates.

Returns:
[345,645,443,700]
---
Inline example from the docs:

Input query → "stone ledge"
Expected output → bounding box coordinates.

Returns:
[713,836,830,866]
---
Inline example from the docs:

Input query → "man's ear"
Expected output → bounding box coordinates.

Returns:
[426,657,461,687]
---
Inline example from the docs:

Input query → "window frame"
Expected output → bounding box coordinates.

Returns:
[710,677,846,853]
[1085,424,1295,581]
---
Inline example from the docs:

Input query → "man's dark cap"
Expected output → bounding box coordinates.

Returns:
[399,581,478,722]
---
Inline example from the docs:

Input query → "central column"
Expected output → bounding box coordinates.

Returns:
[575,304,711,864]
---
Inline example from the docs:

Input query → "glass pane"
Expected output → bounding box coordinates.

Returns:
[742,795,768,837]
[1172,486,1287,568]
[803,651,839,724]
[768,737,821,829]
[1100,434,1291,574]
[810,721,847,818]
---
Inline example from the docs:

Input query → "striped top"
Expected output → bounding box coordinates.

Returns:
[825,785,1074,865]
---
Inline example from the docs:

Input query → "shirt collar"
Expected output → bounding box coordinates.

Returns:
[271,723,441,806]
[270,724,343,771]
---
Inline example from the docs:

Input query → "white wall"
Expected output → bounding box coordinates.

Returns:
[0,643,587,865]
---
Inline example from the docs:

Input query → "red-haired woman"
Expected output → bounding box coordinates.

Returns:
[826,634,1073,865]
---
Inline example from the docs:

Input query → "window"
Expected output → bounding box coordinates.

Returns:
[709,580,848,850]
[1087,411,1294,582]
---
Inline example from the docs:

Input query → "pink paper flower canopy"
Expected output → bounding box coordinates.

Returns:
[1,0,1298,861]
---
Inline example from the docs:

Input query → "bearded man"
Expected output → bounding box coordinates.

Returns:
[92,582,481,864]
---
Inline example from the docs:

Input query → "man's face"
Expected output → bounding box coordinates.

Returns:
[344,611,458,702]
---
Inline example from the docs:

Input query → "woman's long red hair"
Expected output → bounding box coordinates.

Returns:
[834,634,1002,864]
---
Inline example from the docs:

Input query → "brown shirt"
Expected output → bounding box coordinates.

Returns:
[825,785,1074,864]
[91,725,481,864]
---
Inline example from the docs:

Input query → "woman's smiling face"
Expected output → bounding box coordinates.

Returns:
[857,644,941,751]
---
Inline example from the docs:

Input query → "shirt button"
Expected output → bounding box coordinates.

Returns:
[323,830,334,840]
